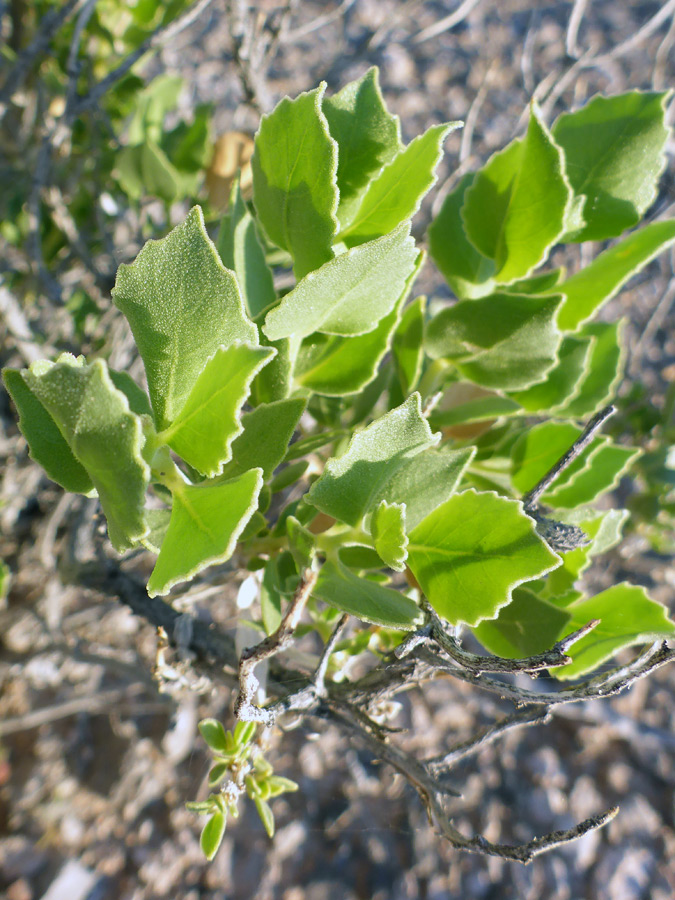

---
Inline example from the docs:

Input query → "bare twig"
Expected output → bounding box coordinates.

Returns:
[313,613,349,697]
[522,404,616,510]
[0,0,86,113]
[565,0,589,59]
[235,568,318,725]
[283,0,356,42]
[413,0,484,45]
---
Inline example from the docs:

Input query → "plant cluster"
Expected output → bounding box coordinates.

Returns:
[3,68,675,860]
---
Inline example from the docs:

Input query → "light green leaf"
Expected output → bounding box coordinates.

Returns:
[313,558,420,629]
[429,395,522,428]
[286,515,316,570]
[249,335,298,405]
[115,140,180,203]
[511,421,597,495]
[425,292,563,391]
[3,367,94,494]
[553,584,675,680]
[544,444,641,508]
[473,588,572,658]
[428,173,496,299]
[228,397,307,480]
[140,508,171,554]
[253,795,275,838]
[378,446,475,530]
[341,122,460,245]
[108,370,154,418]
[508,335,594,413]
[148,468,263,596]
[293,265,414,397]
[407,489,560,626]
[555,220,675,330]
[263,223,418,340]
[201,811,227,860]
[261,557,283,635]
[217,179,277,320]
[560,322,625,417]
[160,343,275,477]
[371,501,408,571]
[251,84,338,279]
[22,357,149,551]
[198,718,228,752]
[322,66,402,230]
[306,393,439,526]
[112,206,257,431]
[552,91,671,241]
[461,104,571,282]
[504,269,565,294]
[392,296,426,394]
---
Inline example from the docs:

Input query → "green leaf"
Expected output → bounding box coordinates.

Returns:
[112,206,257,431]
[461,104,571,282]
[553,584,675,680]
[198,718,228,752]
[560,322,625,417]
[322,66,402,230]
[229,398,306,480]
[555,220,675,330]
[249,335,298,405]
[253,795,275,838]
[407,490,560,627]
[392,297,426,394]
[428,173,496,299]
[286,515,316,570]
[285,429,345,461]
[429,395,521,428]
[22,357,149,551]
[473,588,572,658]
[425,292,562,391]
[217,179,277,320]
[341,122,460,245]
[313,558,420,628]
[160,343,275,477]
[504,269,564,294]
[261,557,284,635]
[544,444,641,508]
[552,91,671,242]
[147,468,263,596]
[140,508,171,553]
[371,501,408,571]
[270,460,308,493]
[115,140,180,203]
[294,252,422,396]
[251,84,338,279]
[306,394,439,526]
[511,421,595,495]
[107,370,154,418]
[3,367,94,494]
[201,811,227,860]
[508,335,594,413]
[377,446,476,530]
[263,224,418,340]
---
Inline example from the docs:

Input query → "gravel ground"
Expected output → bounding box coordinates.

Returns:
[1,2,675,899]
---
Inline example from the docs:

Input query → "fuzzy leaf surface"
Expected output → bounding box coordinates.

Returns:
[428,173,496,298]
[161,343,275,477]
[313,558,420,628]
[552,91,671,241]
[544,444,641,508]
[407,490,560,626]
[251,85,338,278]
[341,122,459,245]
[306,394,439,525]
[425,292,562,390]
[461,105,571,282]
[3,367,94,494]
[371,501,408,571]
[23,357,149,551]
[263,224,418,339]
[228,397,306,480]
[555,220,675,330]
[148,468,263,596]
[217,180,277,320]
[508,335,593,413]
[112,206,257,430]
[322,67,402,229]
[560,322,624,417]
